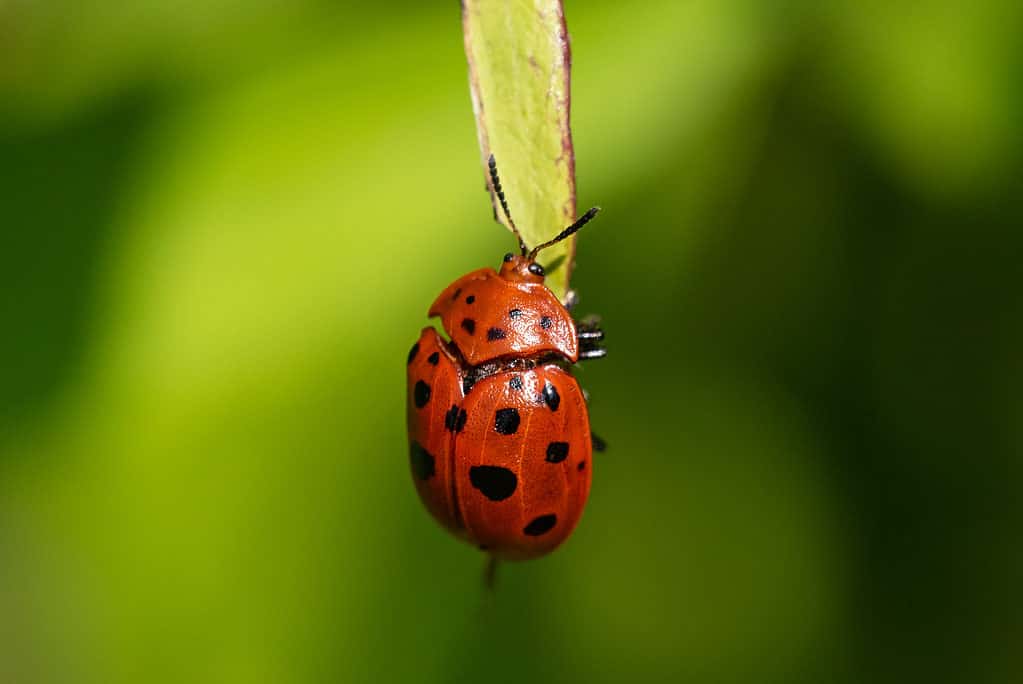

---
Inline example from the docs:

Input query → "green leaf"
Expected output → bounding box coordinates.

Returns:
[462,0,578,299]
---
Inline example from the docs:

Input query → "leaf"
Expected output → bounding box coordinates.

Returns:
[462,0,578,300]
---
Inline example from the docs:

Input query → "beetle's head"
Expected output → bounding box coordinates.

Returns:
[499,252,547,283]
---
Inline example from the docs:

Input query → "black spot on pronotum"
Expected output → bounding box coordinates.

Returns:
[508,308,523,319]
[545,441,569,463]
[469,465,518,501]
[523,514,557,536]
[540,316,552,330]
[466,295,476,304]
[542,381,561,411]
[409,442,435,480]
[407,342,419,365]
[414,380,431,408]
[487,327,507,341]
[494,408,520,435]
[509,376,523,390]
[461,318,476,335]
[427,351,440,366]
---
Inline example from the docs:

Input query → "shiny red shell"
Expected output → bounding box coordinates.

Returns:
[407,255,592,560]
[428,268,578,365]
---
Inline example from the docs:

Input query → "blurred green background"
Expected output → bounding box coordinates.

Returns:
[1,1,1021,682]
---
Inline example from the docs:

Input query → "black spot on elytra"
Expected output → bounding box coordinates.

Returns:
[577,461,586,472]
[540,316,552,330]
[409,442,435,480]
[444,404,459,431]
[545,441,569,463]
[461,318,476,335]
[542,381,560,411]
[487,327,507,341]
[469,465,517,501]
[444,405,468,432]
[427,351,440,365]
[466,295,476,304]
[479,544,490,551]
[494,408,520,434]
[452,287,462,301]
[523,514,557,536]
[407,342,419,365]
[414,380,431,408]
[509,376,523,390]
[509,308,523,319]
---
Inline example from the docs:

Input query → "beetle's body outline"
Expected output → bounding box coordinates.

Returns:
[406,156,604,560]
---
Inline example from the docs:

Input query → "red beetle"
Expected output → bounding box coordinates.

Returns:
[406,156,605,560]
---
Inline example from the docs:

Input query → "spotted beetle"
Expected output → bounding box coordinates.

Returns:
[406,156,605,560]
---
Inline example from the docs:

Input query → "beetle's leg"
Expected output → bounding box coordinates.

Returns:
[576,314,607,360]
[483,555,499,591]
[563,289,579,312]
[576,313,603,334]
[577,314,607,451]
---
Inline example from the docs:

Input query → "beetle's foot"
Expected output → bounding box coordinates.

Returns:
[576,314,606,360]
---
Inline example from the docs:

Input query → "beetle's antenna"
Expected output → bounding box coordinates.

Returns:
[488,154,528,256]
[528,206,601,260]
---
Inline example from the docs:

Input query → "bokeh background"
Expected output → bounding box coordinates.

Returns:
[2,1,1021,682]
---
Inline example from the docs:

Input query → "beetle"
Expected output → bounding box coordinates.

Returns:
[406,155,605,560]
